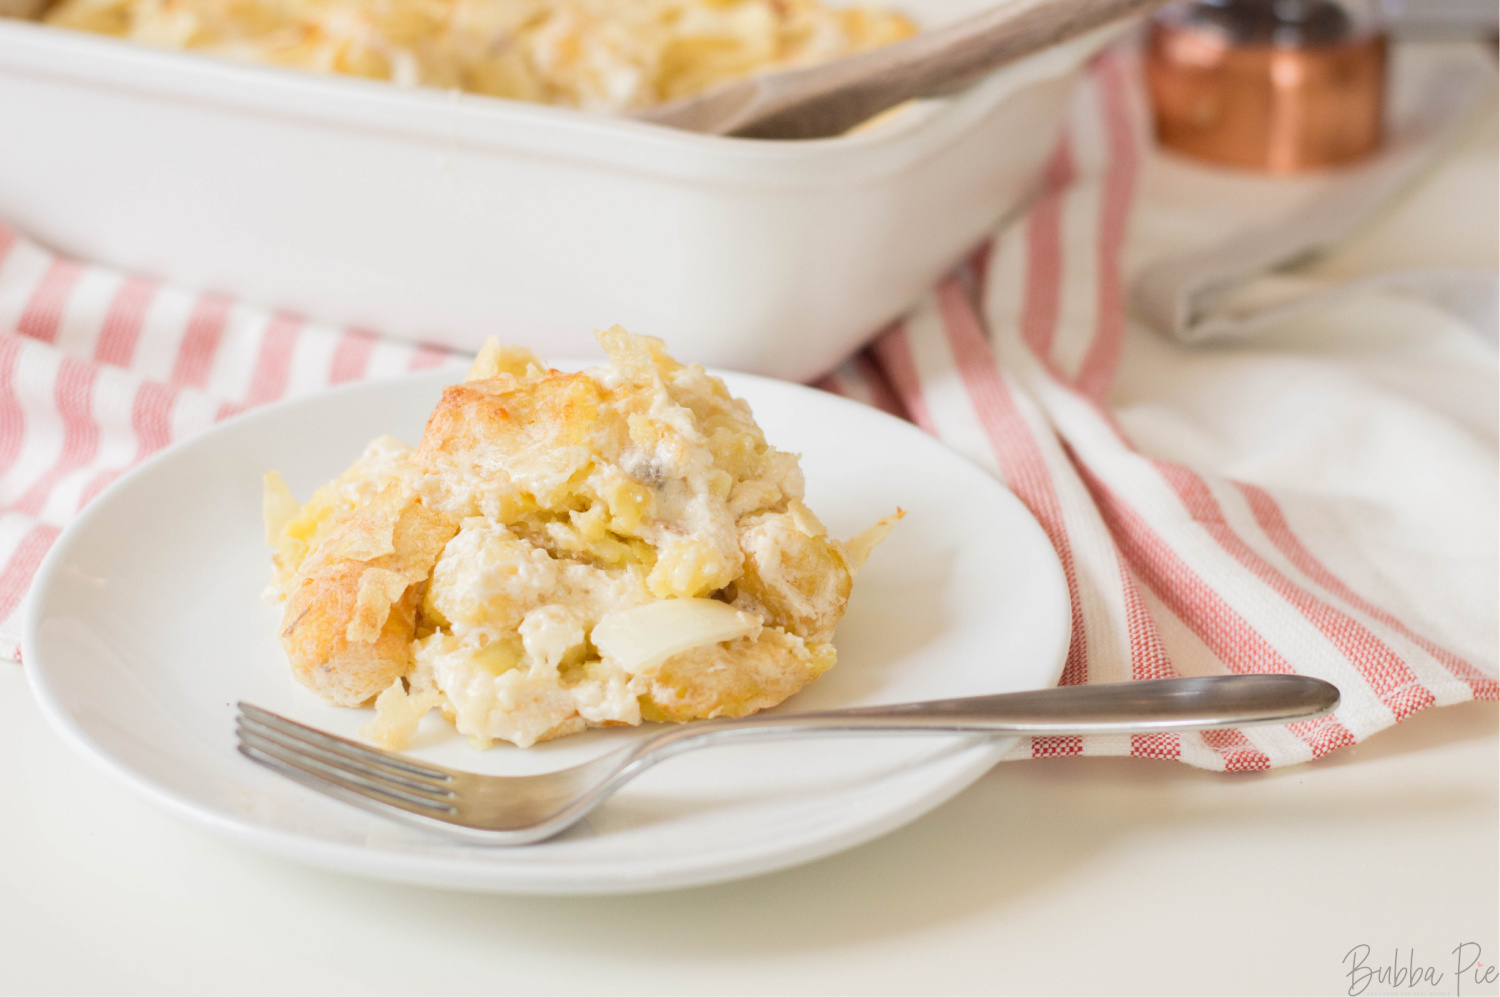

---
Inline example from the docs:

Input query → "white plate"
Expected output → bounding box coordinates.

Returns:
[23,368,1069,895]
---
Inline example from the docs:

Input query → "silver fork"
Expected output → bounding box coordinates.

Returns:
[237,674,1338,844]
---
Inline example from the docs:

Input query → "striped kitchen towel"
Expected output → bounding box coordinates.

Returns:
[1,48,1494,770]
[0,233,470,664]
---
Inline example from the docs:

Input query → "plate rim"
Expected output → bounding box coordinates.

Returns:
[22,366,1069,895]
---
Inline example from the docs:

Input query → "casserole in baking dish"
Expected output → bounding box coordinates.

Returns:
[0,1,1117,379]
[38,0,920,111]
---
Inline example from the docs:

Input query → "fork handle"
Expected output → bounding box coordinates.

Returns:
[638,675,1338,756]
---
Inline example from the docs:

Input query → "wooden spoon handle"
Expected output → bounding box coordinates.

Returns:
[1,0,52,18]
[639,0,1165,139]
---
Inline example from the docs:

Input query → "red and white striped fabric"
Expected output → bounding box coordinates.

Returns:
[817,51,1497,768]
[2,49,1494,770]
[0,230,469,664]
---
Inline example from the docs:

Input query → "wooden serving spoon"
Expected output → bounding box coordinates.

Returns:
[1,0,50,18]
[635,0,1168,139]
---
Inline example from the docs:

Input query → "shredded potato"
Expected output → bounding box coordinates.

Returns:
[265,327,897,748]
[45,0,916,111]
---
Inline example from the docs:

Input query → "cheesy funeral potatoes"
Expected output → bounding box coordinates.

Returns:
[45,0,915,112]
[264,328,896,748]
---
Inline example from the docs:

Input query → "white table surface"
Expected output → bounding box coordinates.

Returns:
[4,47,1498,997]
[1,664,1494,995]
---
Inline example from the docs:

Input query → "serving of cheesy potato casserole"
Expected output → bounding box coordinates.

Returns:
[263,328,896,748]
[44,0,915,111]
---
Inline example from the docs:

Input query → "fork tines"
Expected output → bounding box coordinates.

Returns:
[235,702,458,818]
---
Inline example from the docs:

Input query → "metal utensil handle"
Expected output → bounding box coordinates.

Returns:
[657,0,1166,138]
[637,676,1339,759]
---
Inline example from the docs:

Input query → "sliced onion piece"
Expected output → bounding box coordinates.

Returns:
[262,471,300,545]
[591,598,760,676]
[841,509,905,573]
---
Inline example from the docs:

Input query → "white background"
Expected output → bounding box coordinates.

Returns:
[2,665,1494,994]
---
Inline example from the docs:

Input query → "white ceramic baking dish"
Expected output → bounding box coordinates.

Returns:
[0,3,1116,380]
